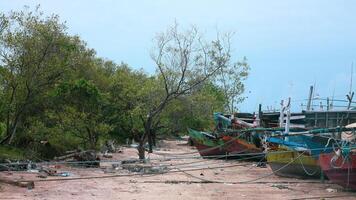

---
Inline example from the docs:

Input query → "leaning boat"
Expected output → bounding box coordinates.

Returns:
[188,128,227,157]
[188,128,264,158]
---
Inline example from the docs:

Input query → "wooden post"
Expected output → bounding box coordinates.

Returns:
[327,97,330,111]
[258,104,263,127]
[279,100,284,128]
[285,98,291,142]
[307,86,314,111]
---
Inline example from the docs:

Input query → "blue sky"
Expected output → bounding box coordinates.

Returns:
[1,0,356,112]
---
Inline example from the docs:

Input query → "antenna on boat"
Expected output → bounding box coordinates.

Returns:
[331,87,335,110]
[350,62,353,94]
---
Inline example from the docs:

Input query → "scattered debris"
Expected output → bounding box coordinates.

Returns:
[0,177,34,189]
[37,172,48,178]
[54,150,100,167]
[271,184,290,190]
[122,164,168,174]
[326,188,337,193]
[0,160,36,172]
[55,172,71,177]
[121,159,141,165]
[103,153,113,158]
[112,163,120,169]
[40,168,57,176]
[117,147,124,153]
[130,144,138,148]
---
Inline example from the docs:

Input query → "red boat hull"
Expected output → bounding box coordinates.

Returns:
[191,136,262,158]
[319,152,356,190]
[221,136,262,155]
[192,142,227,157]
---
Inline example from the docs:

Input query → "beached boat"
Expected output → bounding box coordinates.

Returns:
[319,147,356,190]
[188,129,226,157]
[267,147,321,178]
[266,132,337,179]
[188,128,263,158]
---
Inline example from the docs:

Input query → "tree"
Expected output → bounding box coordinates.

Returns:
[129,22,240,159]
[210,32,249,113]
[159,81,226,135]
[0,7,94,145]
[51,79,112,149]
[106,64,152,142]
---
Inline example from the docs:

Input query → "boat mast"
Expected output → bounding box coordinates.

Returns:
[347,62,354,110]
[306,85,314,111]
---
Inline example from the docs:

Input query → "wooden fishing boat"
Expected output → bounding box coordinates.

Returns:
[188,129,226,157]
[319,151,356,190]
[267,147,322,179]
[188,128,263,158]
[266,134,335,179]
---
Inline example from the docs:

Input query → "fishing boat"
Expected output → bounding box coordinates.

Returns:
[319,150,356,190]
[319,123,356,189]
[188,128,263,158]
[189,112,305,158]
[266,128,342,179]
[267,146,321,179]
[188,128,227,157]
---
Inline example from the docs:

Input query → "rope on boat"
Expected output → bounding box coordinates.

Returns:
[160,153,266,170]
[155,130,249,156]
[297,156,318,176]
[172,150,307,184]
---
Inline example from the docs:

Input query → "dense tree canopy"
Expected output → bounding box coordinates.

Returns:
[0,7,249,160]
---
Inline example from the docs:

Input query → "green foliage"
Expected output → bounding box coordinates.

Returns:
[0,122,4,138]
[51,79,112,149]
[0,145,25,160]
[160,82,225,135]
[0,6,249,159]
[0,6,91,144]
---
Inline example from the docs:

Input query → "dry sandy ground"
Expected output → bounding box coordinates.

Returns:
[1,140,356,200]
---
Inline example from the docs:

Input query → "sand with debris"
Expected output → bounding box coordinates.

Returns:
[0,140,355,200]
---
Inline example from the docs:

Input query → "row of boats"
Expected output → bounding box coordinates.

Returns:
[188,109,356,190]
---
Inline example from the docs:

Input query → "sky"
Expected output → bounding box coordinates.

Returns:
[1,0,356,112]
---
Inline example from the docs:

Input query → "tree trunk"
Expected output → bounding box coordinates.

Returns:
[137,140,146,160]
[7,123,17,145]
[152,130,156,146]
[7,121,19,145]
[135,130,147,160]
[145,116,154,153]
[147,129,153,153]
